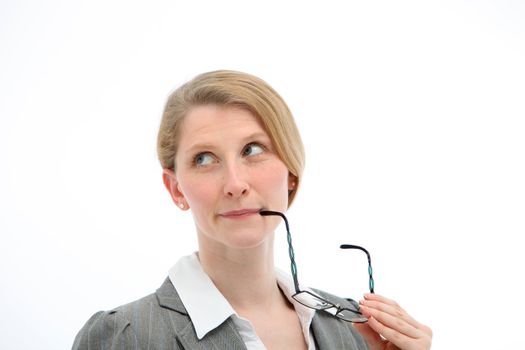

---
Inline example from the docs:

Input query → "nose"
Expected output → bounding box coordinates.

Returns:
[223,162,249,198]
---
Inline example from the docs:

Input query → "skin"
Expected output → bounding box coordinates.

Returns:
[163,105,306,349]
[162,104,432,350]
[355,294,433,350]
[163,105,295,254]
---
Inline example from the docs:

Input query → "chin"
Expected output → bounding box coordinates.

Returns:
[210,226,274,250]
[198,216,279,250]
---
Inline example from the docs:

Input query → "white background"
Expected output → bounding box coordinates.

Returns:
[1,1,524,349]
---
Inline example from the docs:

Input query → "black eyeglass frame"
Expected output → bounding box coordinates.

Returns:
[260,210,375,323]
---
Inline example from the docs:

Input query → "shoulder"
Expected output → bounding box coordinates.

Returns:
[72,309,137,349]
[72,293,154,350]
[72,281,188,350]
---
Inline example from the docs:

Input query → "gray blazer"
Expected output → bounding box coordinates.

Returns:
[72,278,368,349]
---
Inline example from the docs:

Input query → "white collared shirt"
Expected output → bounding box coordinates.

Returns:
[168,253,317,349]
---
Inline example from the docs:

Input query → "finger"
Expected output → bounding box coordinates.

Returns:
[359,304,423,339]
[363,293,400,307]
[365,316,419,350]
[362,294,433,338]
[360,298,421,330]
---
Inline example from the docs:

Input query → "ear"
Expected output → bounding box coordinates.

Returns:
[162,169,189,210]
[288,173,298,191]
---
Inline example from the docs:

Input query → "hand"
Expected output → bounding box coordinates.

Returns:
[353,294,432,350]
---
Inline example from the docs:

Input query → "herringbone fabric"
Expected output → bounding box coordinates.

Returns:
[72,278,368,350]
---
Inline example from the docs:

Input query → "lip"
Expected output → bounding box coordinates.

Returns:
[219,208,261,218]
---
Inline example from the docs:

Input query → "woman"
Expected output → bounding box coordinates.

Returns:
[73,70,432,349]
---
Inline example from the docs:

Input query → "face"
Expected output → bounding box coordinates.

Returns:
[163,105,295,251]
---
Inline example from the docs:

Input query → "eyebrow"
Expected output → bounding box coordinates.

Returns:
[186,132,271,155]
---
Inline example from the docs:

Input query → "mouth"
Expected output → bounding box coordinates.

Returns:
[219,208,262,219]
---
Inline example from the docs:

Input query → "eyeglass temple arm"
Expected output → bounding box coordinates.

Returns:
[259,210,301,293]
[340,244,375,294]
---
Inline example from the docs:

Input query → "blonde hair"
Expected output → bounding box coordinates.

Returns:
[157,70,305,206]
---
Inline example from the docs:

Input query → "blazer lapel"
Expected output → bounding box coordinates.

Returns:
[311,311,340,349]
[156,277,188,314]
[177,318,248,350]
[156,278,248,350]
[311,310,369,350]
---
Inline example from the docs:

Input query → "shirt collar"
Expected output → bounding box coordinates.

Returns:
[168,252,316,340]
[168,253,235,339]
[274,268,317,343]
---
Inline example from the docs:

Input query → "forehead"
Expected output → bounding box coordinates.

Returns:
[178,105,268,146]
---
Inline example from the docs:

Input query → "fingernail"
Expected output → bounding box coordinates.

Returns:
[359,305,370,316]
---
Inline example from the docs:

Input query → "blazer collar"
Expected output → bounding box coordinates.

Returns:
[156,277,188,315]
[155,278,248,350]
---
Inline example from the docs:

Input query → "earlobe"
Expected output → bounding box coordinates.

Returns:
[288,173,298,191]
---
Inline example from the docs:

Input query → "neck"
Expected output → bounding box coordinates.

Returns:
[197,235,284,312]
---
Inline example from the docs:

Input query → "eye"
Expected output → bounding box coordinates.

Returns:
[194,152,215,167]
[242,143,265,157]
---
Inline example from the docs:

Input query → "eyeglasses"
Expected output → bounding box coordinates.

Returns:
[260,210,375,323]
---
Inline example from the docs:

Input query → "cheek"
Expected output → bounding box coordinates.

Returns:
[252,163,290,198]
[179,176,218,209]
